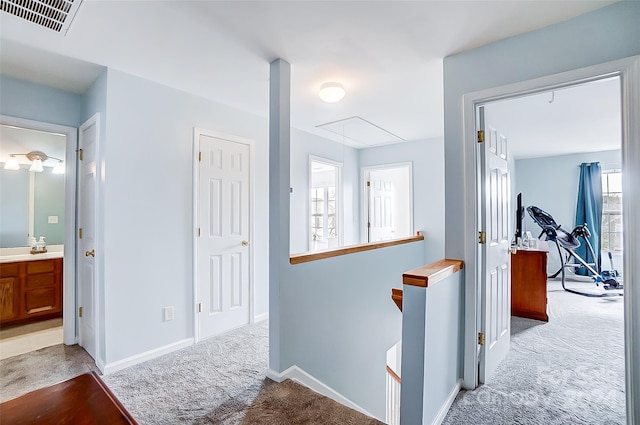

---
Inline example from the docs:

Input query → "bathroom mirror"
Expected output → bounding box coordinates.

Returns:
[0,124,67,248]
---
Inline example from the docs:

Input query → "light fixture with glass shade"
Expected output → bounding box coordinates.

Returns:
[319,82,346,103]
[3,151,65,174]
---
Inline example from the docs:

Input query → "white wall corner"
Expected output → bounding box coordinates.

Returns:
[95,357,107,374]
[431,379,462,425]
[100,338,194,375]
[266,365,378,420]
[254,312,269,323]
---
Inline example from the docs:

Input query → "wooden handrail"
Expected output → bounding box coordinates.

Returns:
[402,259,464,288]
[391,288,403,312]
[386,365,401,383]
[290,236,424,265]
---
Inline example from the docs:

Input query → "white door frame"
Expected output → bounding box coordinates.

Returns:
[360,162,414,243]
[308,155,343,251]
[0,114,77,346]
[461,56,640,421]
[192,127,255,343]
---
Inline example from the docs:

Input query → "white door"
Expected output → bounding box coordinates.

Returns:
[368,175,394,242]
[197,134,251,339]
[365,165,412,243]
[478,106,511,383]
[77,115,98,360]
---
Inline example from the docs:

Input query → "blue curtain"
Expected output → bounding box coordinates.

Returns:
[575,162,602,276]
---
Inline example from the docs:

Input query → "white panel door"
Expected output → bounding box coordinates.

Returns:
[198,135,250,339]
[368,175,394,242]
[78,116,98,360]
[479,106,511,383]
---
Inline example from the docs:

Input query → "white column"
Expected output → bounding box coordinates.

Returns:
[269,58,291,372]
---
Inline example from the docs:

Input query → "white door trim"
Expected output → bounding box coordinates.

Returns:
[360,162,414,243]
[461,56,640,421]
[0,114,78,346]
[192,127,255,343]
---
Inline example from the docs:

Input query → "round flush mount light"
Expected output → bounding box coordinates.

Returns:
[319,82,346,103]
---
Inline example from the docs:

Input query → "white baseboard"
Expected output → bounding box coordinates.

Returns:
[254,312,269,322]
[432,379,462,425]
[101,338,194,375]
[267,365,377,420]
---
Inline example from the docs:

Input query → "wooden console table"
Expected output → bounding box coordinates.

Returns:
[511,242,549,322]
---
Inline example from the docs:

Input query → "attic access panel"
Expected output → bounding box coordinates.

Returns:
[1,0,83,34]
[316,116,405,149]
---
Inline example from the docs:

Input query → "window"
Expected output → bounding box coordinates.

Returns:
[310,159,341,251]
[311,187,336,241]
[601,171,622,252]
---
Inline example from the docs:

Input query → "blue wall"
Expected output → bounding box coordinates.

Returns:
[443,1,640,260]
[290,129,360,253]
[282,241,425,420]
[33,171,66,245]
[102,69,270,364]
[0,75,82,127]
[359,138,445,264]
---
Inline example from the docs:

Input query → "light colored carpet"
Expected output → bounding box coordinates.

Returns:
[0,344,98,402]
[103,320,381,424]
[442,278,626,425]
[0,320,381,424]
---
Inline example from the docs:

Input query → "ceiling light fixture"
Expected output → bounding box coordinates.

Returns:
[319,82,346,103]
[3,151,65,174]
[4,155,19,170]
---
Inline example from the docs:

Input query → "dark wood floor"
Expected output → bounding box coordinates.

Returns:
[0,372,138,425]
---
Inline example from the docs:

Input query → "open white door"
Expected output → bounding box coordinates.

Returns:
[364,164,412,243]
[77,114,99,360]
[478,106,511,383]
[197,133,251,340]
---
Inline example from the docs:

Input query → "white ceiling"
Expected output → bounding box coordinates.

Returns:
[0,1,617,150]
[485,77,621,160]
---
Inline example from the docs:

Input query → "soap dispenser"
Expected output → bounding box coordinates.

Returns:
[37,236,47,252]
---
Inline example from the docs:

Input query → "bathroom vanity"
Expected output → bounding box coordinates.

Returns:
[0,255,63,327]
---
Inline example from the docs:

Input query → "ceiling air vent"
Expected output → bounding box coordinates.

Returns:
[1,0,84,35]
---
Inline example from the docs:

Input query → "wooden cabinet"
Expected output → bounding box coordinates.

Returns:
[0,258,63,327]
[511,247,548,322]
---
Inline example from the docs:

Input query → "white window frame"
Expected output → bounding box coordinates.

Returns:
[308,156,343,251]
[601,169,623,253]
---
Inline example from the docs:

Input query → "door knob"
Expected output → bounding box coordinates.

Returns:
[242,240,250,247]
[85,249,95,257]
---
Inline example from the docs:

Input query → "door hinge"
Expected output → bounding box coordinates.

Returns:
[367,222,371,228]
[78,148,84,160]
[78,307,83,318]
[198,151,202,162]
[197,303,202,313]
[478,231,486,244]
[78,228,83,239]
[197,227,201,237]
[478,332,485,346]
[477,130,485,143]
[367,180,371,187]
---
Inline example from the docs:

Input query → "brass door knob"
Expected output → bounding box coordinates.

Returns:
[85,249,95,257]
[241,240,250,247]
